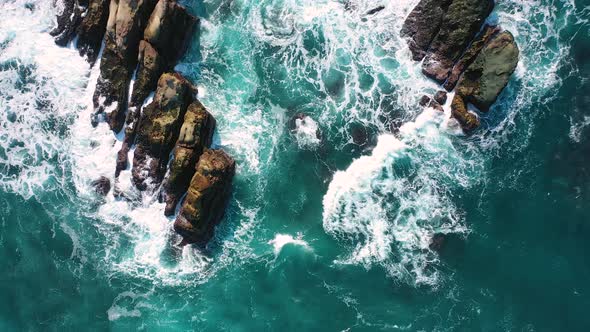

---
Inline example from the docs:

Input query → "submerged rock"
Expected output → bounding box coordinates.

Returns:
[443,24,501,91]
[143,0,197,65]
[174,149,235,245]
[131,73,195,190]
[162,100,216,216]
[401,0,451,61]
[76,0,110,65]
[91,176,111,196]
[422,0,494,83]
[92,0,158,132]
[50,0,82,46]
[456,31,520,111]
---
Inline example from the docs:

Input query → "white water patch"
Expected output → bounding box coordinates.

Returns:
[323,108,474,286]
[0,0,89,198]
[293,116,321,149]
[268,233,311,256]
[569,115,590,143]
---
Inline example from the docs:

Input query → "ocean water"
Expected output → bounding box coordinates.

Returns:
[1,0,589,330]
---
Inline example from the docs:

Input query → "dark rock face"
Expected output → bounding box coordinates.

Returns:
[143,0,197,65]
[401,0,451,61]
[131,73,195,190]
[130,41,164,108]
[434,90,448,105]
[174,149,235,245]
[115,41,165,176]
[451,94,479,131]
[443,24,500,91]
[456,31,520,111]
[422,0,494,83]
[92,0,158,132]
[162,101,216,216]
[76,0,110,65]
[50,0,82,46]
[91,176,111,196]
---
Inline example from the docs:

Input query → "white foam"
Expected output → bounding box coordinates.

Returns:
[293,116,321,149]
[268,233,311,256]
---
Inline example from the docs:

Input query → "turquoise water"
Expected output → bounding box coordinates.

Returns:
[1,0,590,330]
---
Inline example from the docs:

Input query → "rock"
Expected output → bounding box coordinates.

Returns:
[115,41,165,177]
[365,5,385,16]
[429,233,446,251]
[451,94,479,131]
[434,90,448,105]
[50,0,82,46]
[131,72,195,190]
[443,24,500,91]
[91,176,111,196]
[92,0,158,132]
[162,100,216,216]
[401,0,451,61]
[456,31,520,111]
[174,149,236,245]
[143,0,197,65]
[422,0,494,83]
[130,41,164,108]
[419,94,444,112]
[76,0,110,65]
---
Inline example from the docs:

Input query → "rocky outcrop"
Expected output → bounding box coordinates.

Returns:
[131,72,195,190]
[174,149,235,245]
[422,0,494,83]
[434,90,448,105]
[456,31,520,111]
[91,176,111,196]
[450,94,479,132]
[143,0,197,65]
[162,101,216,216]
[401,0,451,61]
[51,0,82,46]
[76,0,110,65]
[92,0,158,132]
[443,24,500,91]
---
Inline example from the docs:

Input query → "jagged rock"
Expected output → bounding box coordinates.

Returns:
[443,24,500,91]
[162,101,216,216]
[76,0,110,65]
[422,0,494,83]
[419,95,444,112]
[131,73,195,190]
[434,90,448,105]
[143,0,197,65]
[115,41,165,176]
[456,31,520,111]
[401,0,451,61]
[174,149,235,245]
[131,41,164,108]
[50,0,82,46]
[92,0,157,132]
[91,176,111,196]
[451,94,479,131]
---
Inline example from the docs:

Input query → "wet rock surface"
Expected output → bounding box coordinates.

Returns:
[50,0,82,46]
[131,73,195,190]
[401,0,451,61]
[76,0,110,65]
[422,0,494,83]
[162,101,216,216]
[456,31,520,112]
[174,149,236,245]
[91,176,111,196]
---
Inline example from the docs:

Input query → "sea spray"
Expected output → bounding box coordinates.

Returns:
[323,108,474,286]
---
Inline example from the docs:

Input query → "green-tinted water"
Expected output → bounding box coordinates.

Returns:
[1,0,589,330]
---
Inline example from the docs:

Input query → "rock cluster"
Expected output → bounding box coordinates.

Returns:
[402,0,519,131]
[51,0,235,245]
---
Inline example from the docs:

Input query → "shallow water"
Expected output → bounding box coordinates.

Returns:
[1,0,590,330]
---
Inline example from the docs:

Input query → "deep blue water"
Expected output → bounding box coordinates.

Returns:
[1,0,590,330]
